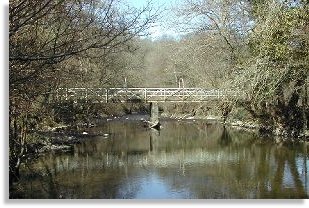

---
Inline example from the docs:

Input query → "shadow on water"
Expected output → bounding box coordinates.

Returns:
[10,118,309,199]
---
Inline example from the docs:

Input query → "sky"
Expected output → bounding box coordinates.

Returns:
[124,0,184,40]
[125,0,175,8]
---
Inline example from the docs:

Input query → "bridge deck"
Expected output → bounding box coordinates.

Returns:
[56,87,237,103]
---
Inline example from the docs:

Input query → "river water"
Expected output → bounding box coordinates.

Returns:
[13,115,309,199]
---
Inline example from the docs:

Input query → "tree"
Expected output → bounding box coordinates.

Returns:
[174,0,252,70]
[237,0,309,137]
[9,0,158,183]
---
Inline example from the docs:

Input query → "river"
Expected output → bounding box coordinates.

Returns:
[11,115,309,199]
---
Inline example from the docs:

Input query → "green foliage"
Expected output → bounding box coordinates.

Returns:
[237,0,309,136]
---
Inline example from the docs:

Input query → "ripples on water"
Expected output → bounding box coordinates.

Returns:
[12,116,309,199]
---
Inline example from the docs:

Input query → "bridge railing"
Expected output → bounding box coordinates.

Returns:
[55,87,238,103]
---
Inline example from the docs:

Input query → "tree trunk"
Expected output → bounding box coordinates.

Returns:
[9,114,27,185]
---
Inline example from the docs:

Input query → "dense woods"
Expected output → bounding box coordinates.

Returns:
[9,0,159,183]
[9,0,308,185]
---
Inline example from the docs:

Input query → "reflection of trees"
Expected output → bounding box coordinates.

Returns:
[150,134,308,198]
[15,155,129,198]
[255,144,272,197]
[262,146,308,198]
[218,127,232,146]
[11,120,309,199]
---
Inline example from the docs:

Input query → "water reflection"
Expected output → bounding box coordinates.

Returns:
[13,118,309,199]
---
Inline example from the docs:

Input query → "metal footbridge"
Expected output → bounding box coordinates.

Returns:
[56,87,238,103]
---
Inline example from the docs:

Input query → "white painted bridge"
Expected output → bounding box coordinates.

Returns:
[56,87,238,103]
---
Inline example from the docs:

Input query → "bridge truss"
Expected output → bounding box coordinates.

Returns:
[56,88,238,103]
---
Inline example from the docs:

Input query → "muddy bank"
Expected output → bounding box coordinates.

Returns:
[161,112,309,142]
[26,114,150,156]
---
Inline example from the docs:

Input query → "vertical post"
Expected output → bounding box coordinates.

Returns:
[124,77,128,102]
[73,89,77,104]
[125,88,128,102]
[164,89,166,101]
[56,88,59,101]
[144,88,147,103]
[65,88,68,101]
[105,88,109,103]
[182,86,184,102]
[179,78,185,102]
[149,102,159,128]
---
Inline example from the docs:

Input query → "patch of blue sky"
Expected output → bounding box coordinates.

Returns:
[123,0,186,40]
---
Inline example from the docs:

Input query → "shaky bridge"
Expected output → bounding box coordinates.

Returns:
[56,87,237,103]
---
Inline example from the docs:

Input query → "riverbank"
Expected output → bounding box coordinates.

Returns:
[162,111,259,131]
[187,116,308,143]
[25,111,308,161]
[25,114,149,156]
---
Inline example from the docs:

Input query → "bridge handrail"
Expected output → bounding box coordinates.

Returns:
[55,87,239,102]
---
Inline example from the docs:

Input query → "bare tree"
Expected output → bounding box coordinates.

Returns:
[9,0,159,183]
[174,0,252,68]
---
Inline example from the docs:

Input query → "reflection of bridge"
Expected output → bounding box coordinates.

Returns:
[56,88,238,103]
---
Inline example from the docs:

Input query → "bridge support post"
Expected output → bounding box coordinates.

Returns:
[149,102,160,128]
[105,88,109,103]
